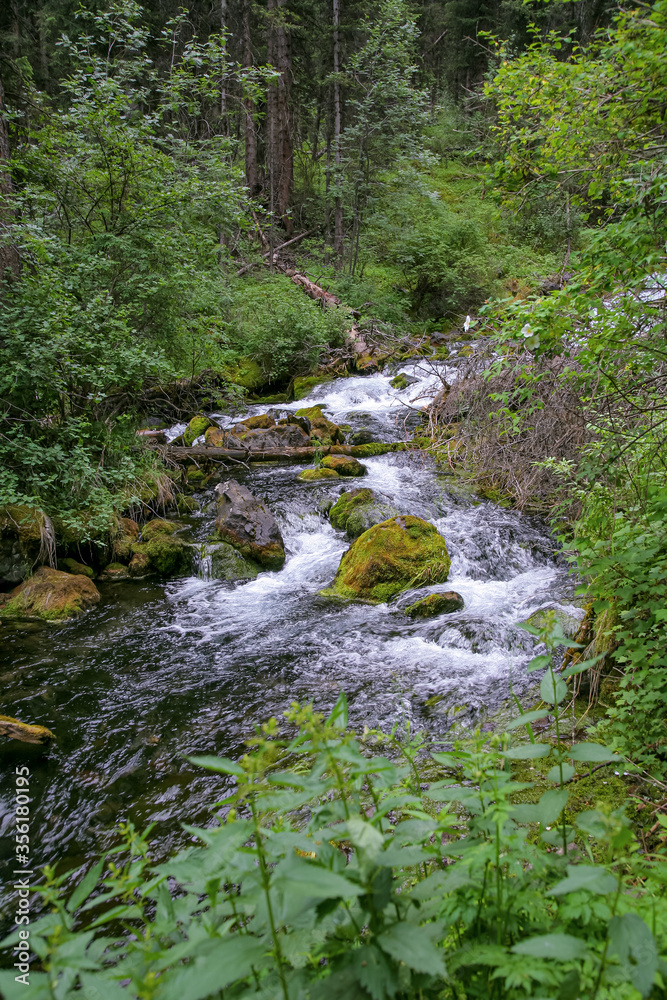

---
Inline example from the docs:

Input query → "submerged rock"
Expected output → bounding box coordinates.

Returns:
[295,405,344,446]
[184,414,212,446]
[329,489,399,538]
[0,714,55,744]
[298,468,340,481]
[209,542,259,581]
[214,481,285,570]
[320,455,366,477]
[323,515,451,604]
[405,591,464,618]
[0,566,101,621]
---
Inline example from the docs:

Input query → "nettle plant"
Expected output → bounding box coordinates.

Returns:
[2,625,666,1000]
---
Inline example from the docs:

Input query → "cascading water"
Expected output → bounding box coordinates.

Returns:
[0,359,582,914]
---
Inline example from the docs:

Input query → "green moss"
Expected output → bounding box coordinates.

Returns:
[250,393,289,405]
[297,468,340,481]
[405,591,464,617]
[221,356,266,392]
[183,414,212,447]
[390,374,409,390]
[209,542,259,581]
[323,515,451,603]
[349,442,406,457]
[329,488,399,538]
[0,567,100,621]
[293,375,333,400]
[141,519,186,542]
[132,538,192,576]
[59,558,95,579]
[294,405,343,445]
[320,455,366,477]
[176,495,198,514]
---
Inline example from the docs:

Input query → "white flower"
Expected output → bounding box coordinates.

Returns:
[463,315,471,333]
[521,323,533,338]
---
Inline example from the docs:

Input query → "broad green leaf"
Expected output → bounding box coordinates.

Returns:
[561,652,605,678]
[272,862,363,900]
[187,755,245,776]
[540,670,568,705]
[513,788,568,825]
[158,937,268,1000]
[548,864,618,896]
[503,743,552,760]
[67,857,106,913]
[352,945,396,1000]
[526,654,552,673]
[609,913,658,998]
[377,923,447,977]
[0,971,51,999]
[569,742,621,763]
[512,933,587,960]
[79,972,131,1000]
[547,763,575,783]
[505,709,550,730]
[328,691,349,729]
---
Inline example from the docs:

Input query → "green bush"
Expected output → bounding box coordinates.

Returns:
[5,628,666,1000]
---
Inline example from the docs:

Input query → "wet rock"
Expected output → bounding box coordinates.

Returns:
[321,455,366,477]
[297,468,340,481]
[0,505,49,584]
[176,494,198,514]
[323,515,451,604]
[405,591,464,618]
[142,519,187,542]
[59,558,94,579]
[99,562,131,581]
[390,374,419,390]
[349,428,376,445]
[209,542,259,581]
[295,405,344,446]
[279,413,311,435]
[350,442,406,458]
[238,424,311,451]
[329,489,400,538]
[235,413,275,430]
[0,566,101,621]
[112,517,140,562]
[204,427,244,449]
[128,551,151,577]
[0,714,55,744]
[184,414,212,447]
[214,481,285,570]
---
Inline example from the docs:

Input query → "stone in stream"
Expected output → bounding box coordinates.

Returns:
[297,468,340,481]
[214,481,285,570]
[235,424,310,451]
[0,566,101,621]
[405,591,464,618]
[99,562,131,581]
[0,714,55,745]
[322,515,451,604]
[209,542,259,580]
[59,557,94,578]
[329,488,399,538]
[132,518,193,577]
[184,414,212,446]
[294,405,344,445]
[320,454,366,477]
[204,426,244,449]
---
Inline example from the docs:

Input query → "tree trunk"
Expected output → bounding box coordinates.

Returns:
[242,0,260,197]
[0,78,20,284]
[333,0,344,266]
[220,0,227,122]
[267,0,293,233]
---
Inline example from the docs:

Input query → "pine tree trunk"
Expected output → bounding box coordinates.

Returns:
[242,0,259,197]
[332,0,344,266]
[267,0,293,233]
[0,78,20,283]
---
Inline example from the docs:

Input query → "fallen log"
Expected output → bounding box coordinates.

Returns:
[166,442,410,462]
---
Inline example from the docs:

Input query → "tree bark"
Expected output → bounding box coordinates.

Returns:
[332,0,344,266]
[267,0,293,232]
[242,0,260,197]
[0,78,20,283]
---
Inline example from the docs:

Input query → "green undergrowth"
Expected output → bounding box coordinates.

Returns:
[3,619,667,1000]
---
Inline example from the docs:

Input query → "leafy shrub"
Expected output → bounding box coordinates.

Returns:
[4,629,666,1000]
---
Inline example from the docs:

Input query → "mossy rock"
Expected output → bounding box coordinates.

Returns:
[390,374,409,390]
[59,558,95,579]
[176,495,198,514]
[405,591,464,618]
[0,566,101,621]
[128,551,151,577]
[298,468,340,481]
[434,346,450,359]
[350,442,406,458]
[294,405,343,446]
[457,346,474,358]
[521,605,584,640]
[141,519,187,542]
[321,455,366,477]
[112,517,140,563]
[99,562,131,581]
[185,465,211,486]
[131,538,192,577]
[209,542,259,581]
[0,715,55,744]
[323,515,451,604]
[329,489,399,538]
[236,413,276,430]
[184,414,212,447]
[293,375,333,400]
[0,504,47,584]
[221,357,266,392]
[251,393,289,405]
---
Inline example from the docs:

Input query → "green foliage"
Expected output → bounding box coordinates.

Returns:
[4,633,667,1000]
[226,275,348,383]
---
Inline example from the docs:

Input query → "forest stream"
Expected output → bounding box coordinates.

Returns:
[0,362,581,917]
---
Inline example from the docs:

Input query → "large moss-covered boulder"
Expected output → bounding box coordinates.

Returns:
[329,489,399,538]
[0,566,101,621]
[214,481,285,570]
[59,557,94,579]
[297,468,340,481]
[295,405,344,446]
[0,505,48,584]
[405,591,464,618]
[321,455,366,477]
[209,542,259,581]
[135,519,193,576]
[323,515,451,604]
[235,413,275,430]
[184,414,212,447]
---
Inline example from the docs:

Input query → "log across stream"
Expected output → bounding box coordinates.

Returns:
[0,361,582,919]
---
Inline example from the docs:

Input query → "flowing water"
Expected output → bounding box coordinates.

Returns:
[0,361,581,915]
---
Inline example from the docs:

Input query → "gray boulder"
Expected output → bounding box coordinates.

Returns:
[214,481,286,569]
